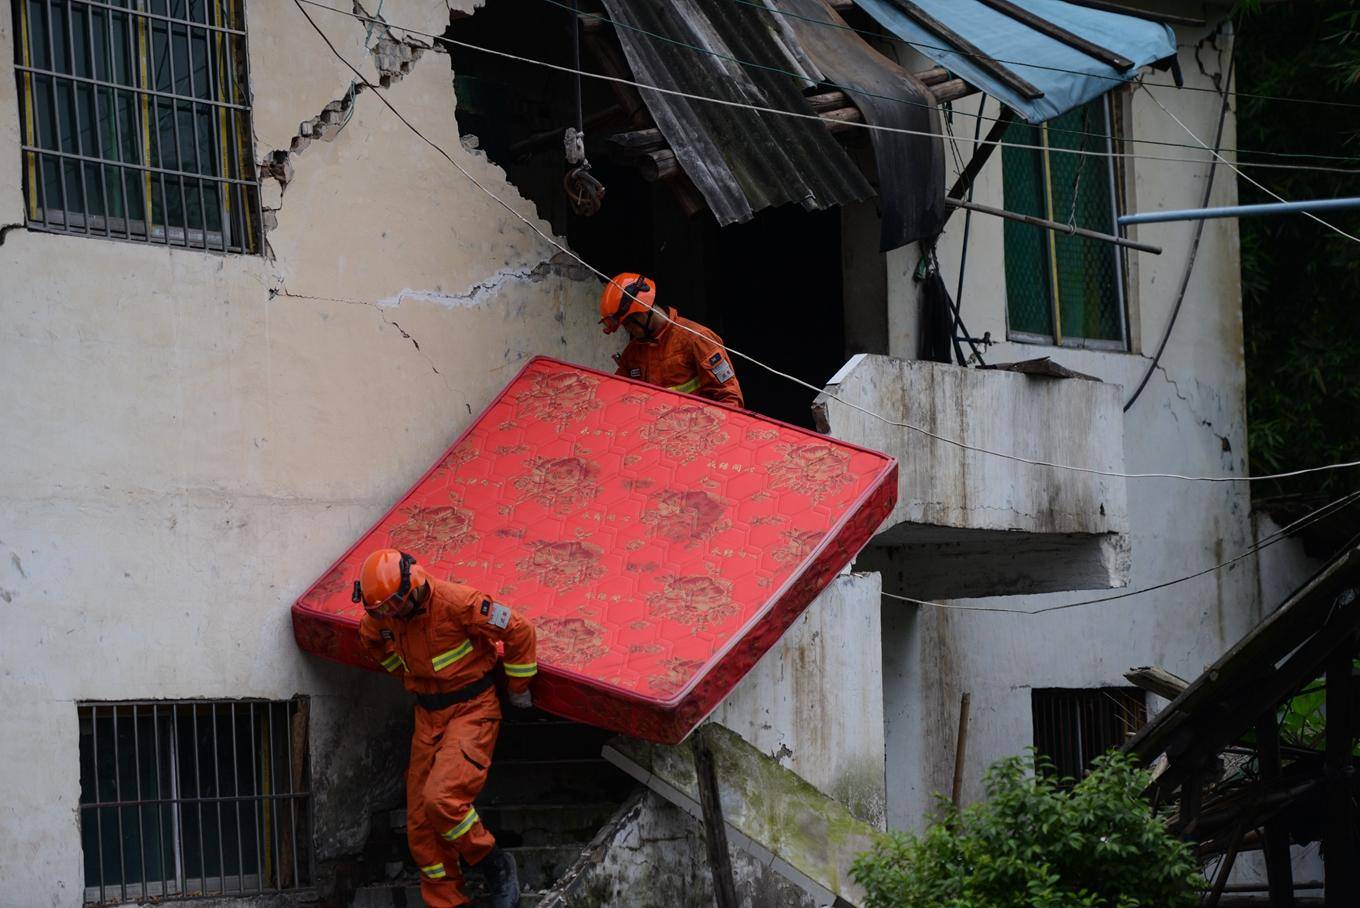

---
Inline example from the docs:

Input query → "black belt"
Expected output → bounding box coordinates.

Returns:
[414,674,494,711]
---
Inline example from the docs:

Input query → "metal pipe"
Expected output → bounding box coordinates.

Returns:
[1119,196,1360,226]
[132,704,148,896]
[81,3,114,239]
[947,197,1162,254]
[231,703,244,894]
[91,705,107,904]
[113,705,127,902]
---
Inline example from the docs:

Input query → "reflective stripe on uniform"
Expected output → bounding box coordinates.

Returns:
[503,661,537,678]
[380,653,404,673]
[421,862,446,879]
[667,376,701,394]
[431,640,473,671]
[442,807,479,841]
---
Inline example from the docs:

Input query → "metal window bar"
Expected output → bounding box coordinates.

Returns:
[77,699,310,905]
[1032,688,1147,783]
[12,0,260,254]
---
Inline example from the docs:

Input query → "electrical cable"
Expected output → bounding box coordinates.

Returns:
[879,488,1360,614]
[1122,47,1234,412]
[1143,82,1360,246]
[534,0,1360,170]
[294,0,1360,176]
[291,0,1360,486]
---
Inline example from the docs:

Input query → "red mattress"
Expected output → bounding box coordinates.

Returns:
[292,357,896,743]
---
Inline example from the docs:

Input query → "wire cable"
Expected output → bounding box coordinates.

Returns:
[291,0,1360,486]
[539,0,1360,170]
[1123,46,1234,411]
[294,0,1360,176]
[1143,82,1360,246]
[881,488,1360,614]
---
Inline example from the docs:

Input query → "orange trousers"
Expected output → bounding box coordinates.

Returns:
[407,686,501,908]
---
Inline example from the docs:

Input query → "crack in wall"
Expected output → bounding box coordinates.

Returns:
[374,254,592,309]
[258,0,439,233]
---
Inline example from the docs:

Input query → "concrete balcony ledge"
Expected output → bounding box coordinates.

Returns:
[814,355,1130,598]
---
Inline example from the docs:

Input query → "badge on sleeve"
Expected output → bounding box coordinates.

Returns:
[708,351,735,384]
[380,629,394,641]
[489,602,512,629]
[629,367,642,379]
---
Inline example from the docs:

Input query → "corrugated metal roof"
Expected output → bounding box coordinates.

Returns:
[854,0,1177,124]
[777,0,946,249]
[599,0,873,226]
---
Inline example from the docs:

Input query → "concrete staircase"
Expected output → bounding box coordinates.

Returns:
[353,708,637,906]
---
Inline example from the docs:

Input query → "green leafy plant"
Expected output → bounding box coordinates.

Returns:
[849,750,1201,908]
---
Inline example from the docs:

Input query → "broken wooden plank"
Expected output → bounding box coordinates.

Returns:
[1059,0,1205,28]
[951,691,971,808]
[693,728,739,908]
[974,0,1133,70]
[883,0,1044,100]
[1125,665,1191,701]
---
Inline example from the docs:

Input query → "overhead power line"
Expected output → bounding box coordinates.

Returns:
[881,489,1360,615]
[292,0,1360,486]
[296,0,1360,176]
[718,0,1360,113]
[540,0,1360,169]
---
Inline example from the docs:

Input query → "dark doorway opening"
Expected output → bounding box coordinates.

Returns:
[445,3,849,427]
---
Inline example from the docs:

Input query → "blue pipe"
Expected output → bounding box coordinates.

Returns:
[1118,196,1360,226]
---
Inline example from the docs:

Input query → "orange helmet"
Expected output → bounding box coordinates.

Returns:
[599,273,656,334]
[352,548,428,617]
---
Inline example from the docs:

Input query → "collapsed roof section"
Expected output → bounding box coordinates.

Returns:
[590,0,1179,248]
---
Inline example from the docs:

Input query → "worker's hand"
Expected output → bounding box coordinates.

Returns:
[508,688,533,710]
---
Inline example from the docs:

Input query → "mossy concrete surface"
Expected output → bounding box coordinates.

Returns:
[605,723,874,905]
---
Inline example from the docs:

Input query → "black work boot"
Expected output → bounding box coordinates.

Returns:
[479,845,520,908]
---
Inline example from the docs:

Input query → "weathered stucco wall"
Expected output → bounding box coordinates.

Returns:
[877,24,1261,829]
[0,1,619,902]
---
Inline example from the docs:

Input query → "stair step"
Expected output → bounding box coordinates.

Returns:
[480,756,634,806]
[460,844,585,893]
[353,880,551,908]
[481,801,623,846]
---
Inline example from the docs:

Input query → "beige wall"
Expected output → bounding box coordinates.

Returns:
[877,25,1260,829]
[0,1,618,901]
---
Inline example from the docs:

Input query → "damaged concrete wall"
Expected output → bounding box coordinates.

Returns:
[713,572,887,829]
[878,22,1262,831]
[544,791,816,908]
[0,1,618,902]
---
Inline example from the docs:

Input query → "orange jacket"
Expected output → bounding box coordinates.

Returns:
[615,308,744,408]
[359,577,537,695]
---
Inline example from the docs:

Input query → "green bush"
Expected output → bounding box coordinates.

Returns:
[849,751,1201,908]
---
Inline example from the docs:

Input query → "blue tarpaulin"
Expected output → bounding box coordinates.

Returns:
[853,0,1176,123]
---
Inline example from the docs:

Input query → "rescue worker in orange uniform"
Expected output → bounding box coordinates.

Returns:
[354,548,538,908]
[601,272,744,408]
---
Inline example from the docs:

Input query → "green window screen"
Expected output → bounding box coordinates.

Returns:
[1001,97,1125,346]
[13,0,261,253]
[1001,120,1054,337]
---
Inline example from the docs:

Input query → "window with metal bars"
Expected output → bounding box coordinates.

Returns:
[77,699,310,904]
[12,0,261,253]
[1001,95,1128,349]
[1031,687,1146,782]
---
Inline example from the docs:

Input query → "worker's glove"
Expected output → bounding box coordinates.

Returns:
[508,688,533,710]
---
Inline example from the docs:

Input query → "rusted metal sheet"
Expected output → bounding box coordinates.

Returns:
[598,0,872,226]
[777,0,947,249]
